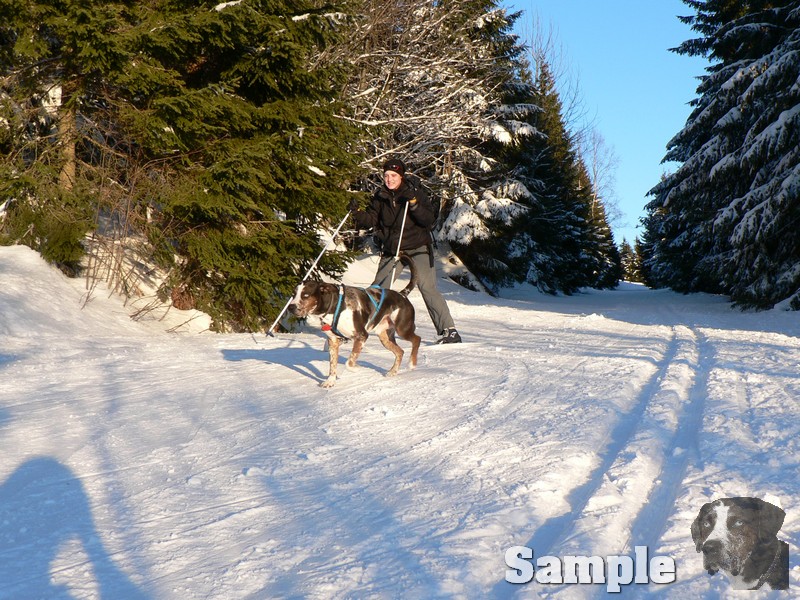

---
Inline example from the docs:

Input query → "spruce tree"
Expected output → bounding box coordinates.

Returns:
[633,237,647,284]
[440,5,548,290]
[619,239,635,281]
[619,238,644,283]
[472,12,619,295]
[584,187,622,289]
[0,0,132,273]
[645,0,800,308]
[0,1,362,330]
[506,60,597,294]
[127,0,362,331]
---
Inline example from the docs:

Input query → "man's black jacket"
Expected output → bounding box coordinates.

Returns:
[352,178,435,256]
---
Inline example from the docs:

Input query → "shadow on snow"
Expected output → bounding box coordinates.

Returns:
[0,457,148,600]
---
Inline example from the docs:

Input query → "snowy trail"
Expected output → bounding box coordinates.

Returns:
[1,245,799,599]
[627,329,709,554]
[501,325,704,600]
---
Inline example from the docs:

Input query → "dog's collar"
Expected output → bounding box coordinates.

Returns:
[753,544,782,590]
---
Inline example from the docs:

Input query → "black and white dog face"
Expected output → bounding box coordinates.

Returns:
[691,497,789,590]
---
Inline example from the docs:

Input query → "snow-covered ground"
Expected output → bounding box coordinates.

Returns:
[1,244,797,599]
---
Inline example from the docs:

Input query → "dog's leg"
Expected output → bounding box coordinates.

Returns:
[408,332,421,369]
[321,335,341,388]
[346,334,367,369]
[395,307,421,369]
[377,330,404,376]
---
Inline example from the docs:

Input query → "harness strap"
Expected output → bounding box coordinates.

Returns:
[322,284,386,338]
[365,285,386,329]
[321,285,349,340]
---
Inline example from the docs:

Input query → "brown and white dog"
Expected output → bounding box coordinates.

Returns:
[691,497,789,590]
[288,254,421,388]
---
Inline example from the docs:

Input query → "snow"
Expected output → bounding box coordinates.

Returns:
[441,197,489,242]
[484,121,514,145]
[213,0,242,12]
[1,244,799,599]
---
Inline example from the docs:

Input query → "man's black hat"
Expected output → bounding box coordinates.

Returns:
[382,158,406,176]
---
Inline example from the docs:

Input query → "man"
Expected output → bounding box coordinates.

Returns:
[350,158,461,344]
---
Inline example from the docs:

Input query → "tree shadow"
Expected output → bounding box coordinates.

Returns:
[0,457,149,599]
[222,344,326,381]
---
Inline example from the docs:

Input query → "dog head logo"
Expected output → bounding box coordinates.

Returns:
[691,497,789,590]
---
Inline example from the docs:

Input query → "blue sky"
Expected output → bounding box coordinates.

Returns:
[509,0,710,244]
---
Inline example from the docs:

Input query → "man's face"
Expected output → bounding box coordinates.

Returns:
[384,170,402,190]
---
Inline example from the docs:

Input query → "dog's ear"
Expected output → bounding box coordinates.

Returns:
[318,283,339,307]
[691,503,713,552]
[753,498,785,540]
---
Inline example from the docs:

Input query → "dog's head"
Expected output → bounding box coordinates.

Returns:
[690,497,785,580]
[287,281,339,319]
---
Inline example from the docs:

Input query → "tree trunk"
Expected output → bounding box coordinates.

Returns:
[58,105,77,191]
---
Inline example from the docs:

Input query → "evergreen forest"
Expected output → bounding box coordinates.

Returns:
[1,0,797,332]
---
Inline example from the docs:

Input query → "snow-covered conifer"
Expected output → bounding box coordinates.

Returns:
[645,0,800,309]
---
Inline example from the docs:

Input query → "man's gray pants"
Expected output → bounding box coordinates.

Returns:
[372,246,455,335]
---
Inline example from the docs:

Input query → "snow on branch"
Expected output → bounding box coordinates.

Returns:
[213,1,242,11]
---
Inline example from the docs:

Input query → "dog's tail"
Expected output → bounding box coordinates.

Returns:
[398,252,418,297]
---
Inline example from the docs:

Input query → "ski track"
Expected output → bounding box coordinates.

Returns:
[2,247,799,599]
[491,325,687,600]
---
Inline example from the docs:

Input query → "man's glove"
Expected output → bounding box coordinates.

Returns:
[407,197,418,210]
[348,197,360,212]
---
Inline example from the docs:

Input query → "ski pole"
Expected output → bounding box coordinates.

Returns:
[389,200,410,289]
[266,211,351,336]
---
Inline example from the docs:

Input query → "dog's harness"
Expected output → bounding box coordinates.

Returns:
[364,285,386,328]
[321,284,386,339]
[321,285,348,339]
